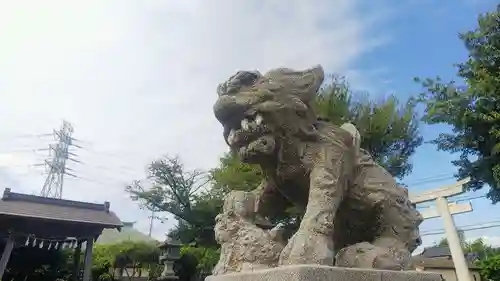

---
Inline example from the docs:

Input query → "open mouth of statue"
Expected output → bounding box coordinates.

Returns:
[224,111,276,159]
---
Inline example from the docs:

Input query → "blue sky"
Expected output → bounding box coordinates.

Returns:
[352,0,500,250]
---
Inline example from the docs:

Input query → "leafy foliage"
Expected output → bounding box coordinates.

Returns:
[173,250,198,281]
[210,152,263,193]
[180,245,220,274]
[477,254,500,281]
[92,241,160,279]
[126,155,221,247]
[315,75,422,178]
[415,5,500,202]
[437,236,500,260]
[1,240,161,281]
[436,236,500,280]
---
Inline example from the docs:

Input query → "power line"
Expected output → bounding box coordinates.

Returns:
[0,149,42,154]
[71,157,143,177]
[407,176,456,186]
[0,143,53,154]
[415,174,455,180]
[0,133,53,140]
[452,195,487,202]
[73,144,145,174]
[414,194,487,210]
[1,126,145,197]
[75,140,130,157]
[422,219,500,233]
[421,222,500,237]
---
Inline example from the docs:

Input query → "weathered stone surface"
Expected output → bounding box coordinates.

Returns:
[212,65,423,274]
[213,191,285,276]
[206,265,442,281]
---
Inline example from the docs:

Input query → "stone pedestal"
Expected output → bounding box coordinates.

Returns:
[158,260,178,280]
[205,265,443,281]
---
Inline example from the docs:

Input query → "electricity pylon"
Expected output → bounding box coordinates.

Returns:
[39,121,79,198]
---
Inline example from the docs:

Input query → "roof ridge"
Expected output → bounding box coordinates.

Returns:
[2,188,110,212]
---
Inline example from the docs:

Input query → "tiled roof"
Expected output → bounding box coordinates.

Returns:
[97,221,158,244]
[421,246,451,258]
[0,188,122,228]
[420,246,479,263]
[411,256,480,270]
[159,237,182,248]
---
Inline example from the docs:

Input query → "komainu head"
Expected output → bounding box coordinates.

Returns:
[213,65,325,163]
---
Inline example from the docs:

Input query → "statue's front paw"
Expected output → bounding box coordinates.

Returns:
[278,230,334,266]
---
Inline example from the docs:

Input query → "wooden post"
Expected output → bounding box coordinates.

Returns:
[0,235,15,279]
[82,238,94,281]
[72,240,83,281]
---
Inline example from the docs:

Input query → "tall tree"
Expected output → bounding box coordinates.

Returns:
[126,156,221,247]
[415,5,500,203]
[437,236,500,260]
[478,254,500,280]
[315,75,422,178]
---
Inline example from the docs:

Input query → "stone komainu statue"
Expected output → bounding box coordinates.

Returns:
[212,65,423,274]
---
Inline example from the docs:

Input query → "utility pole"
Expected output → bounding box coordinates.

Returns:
[148,211,154,237]
[410,177,473,281]
[148,211,161,237]
[38,121,79,199]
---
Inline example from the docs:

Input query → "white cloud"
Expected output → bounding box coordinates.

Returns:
[0,0,391,240]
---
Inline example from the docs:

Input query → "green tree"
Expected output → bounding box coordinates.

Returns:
[477,254,500,280]
[180,246,220,274]
[436,236,500,260]
[126,155,221,247]
[315,75,422,178]
[415,5,500,203]
[210,152,263,193]
[92,241,160,280]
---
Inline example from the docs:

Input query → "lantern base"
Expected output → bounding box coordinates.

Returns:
[159,260,178,280]
[158,276,179,281]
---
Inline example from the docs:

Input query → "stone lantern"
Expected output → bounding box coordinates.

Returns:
[158,238,182,280]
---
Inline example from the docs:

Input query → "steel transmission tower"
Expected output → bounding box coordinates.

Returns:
[40,121,78,198]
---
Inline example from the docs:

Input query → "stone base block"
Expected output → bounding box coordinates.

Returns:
[205,265,443,281]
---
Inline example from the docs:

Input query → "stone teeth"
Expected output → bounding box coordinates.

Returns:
[241,119,250,131]
[227,130,236,145]
[255,114,263,125]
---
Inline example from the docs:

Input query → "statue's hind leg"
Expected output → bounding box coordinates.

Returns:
[369,199,423,270]
[334,218,416,270]
[335,148,422,270]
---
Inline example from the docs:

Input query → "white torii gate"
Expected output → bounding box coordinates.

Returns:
[409,177,473,281]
